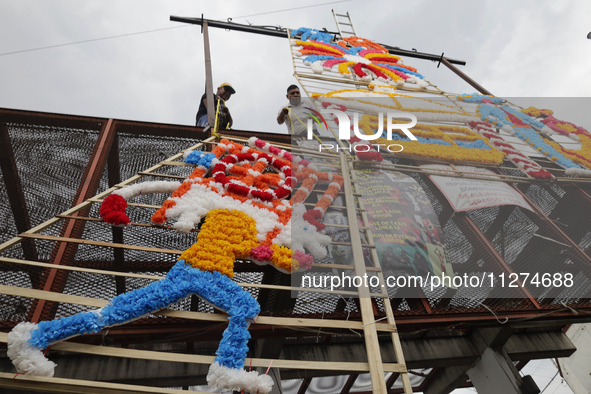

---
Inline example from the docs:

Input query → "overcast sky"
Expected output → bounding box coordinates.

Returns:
[0,0,590,135]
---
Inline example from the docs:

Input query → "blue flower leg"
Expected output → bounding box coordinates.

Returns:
[29,261,193,349]
[183,269,260,369]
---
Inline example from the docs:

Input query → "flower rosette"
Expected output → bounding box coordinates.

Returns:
[211,152,294,201]
[290,27,428,88]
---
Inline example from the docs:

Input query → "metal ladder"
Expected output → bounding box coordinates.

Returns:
[331,9,358,39]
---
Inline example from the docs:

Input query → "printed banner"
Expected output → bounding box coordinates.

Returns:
[422,164,533,212]
[356,169,454,285]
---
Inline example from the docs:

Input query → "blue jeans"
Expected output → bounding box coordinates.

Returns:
[196,114,208,127]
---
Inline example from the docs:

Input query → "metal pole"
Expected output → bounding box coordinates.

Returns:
[171,15,467,66]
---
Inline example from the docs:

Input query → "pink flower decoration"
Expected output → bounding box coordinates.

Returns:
[293,251,314,271]
[250,245,274,261]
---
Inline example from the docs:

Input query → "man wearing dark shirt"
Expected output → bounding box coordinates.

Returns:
[196,83,235,128]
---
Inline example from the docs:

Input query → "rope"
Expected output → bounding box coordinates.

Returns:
[212,98,224,140]
[287,107,325,145]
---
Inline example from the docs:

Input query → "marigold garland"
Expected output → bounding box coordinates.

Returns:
[358,115,505,164]
[312,90,479,124]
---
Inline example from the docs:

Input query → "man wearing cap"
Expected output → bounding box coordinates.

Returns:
[196,83,235,128]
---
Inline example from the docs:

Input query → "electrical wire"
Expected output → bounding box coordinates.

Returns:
[231,0,353,19]
[0,1,354,57]
[0,25,190,57]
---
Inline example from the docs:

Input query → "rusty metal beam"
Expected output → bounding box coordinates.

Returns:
[297,377,312,394]
[29,119,117,323]
[440,58,493,96]
[107,132,126,295]
[385,372,399,390]
[414,168,540,308]
[0,121,38,263]
[457,212,541,308]
[203,21,215,130]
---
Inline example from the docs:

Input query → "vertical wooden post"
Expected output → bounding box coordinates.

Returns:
[440,57,493,96]
[350,167,414,394]
[203,21,215,130]
[339,152,388,394]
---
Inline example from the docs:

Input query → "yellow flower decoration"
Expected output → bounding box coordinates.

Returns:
[179,209,259,278]
[360,115,505,164]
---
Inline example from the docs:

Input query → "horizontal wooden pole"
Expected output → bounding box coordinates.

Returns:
[18,233,182,255]
[0,332,404,373]
[0,284,396,332]
[0,372,199,394]
[0,137,215,255]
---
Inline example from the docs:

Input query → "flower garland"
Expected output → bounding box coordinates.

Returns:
[456,93,504,104]
[350,136,384,161]
[317,101,384,162]
[291,27,333,43]
[469,121,553,180]
[290,27,428,88]
[477,103,591,176]
[248,137,345,230]
[100,181,182,227]
[359,115,505,164]
[520,107,591,171]
[11,260,272,393]
[313,90,479,124]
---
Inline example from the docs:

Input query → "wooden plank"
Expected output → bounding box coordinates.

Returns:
[0,333,405,372]
[56,214,199,232]
[203,21,215,130]
[339,152,389,393]
[0,285,397,332]
[18,233,183,255]
[138,172,187,180]
[160,161,193,167]
[0,372,201,394]
[0,257,366,297]
[0,137,214,254]
[351,169,413,394]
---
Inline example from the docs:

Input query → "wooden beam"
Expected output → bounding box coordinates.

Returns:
[340,152,390,393]
[0,332,405,373]
[203,21,215,129]
[0,372,203,394]
[0,284,398,332]
[19,233,183,255]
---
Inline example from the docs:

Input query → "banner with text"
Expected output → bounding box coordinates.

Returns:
[356,169,454,290]
[422,164,533,212]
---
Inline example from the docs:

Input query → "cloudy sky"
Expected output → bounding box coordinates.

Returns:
[0,0,590,135]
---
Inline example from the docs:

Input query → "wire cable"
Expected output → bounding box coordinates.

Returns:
[232,0,353,19]
[0,25,191,57]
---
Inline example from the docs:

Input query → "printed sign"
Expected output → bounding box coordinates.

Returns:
[356,169,454,287]
[422,164,533,212]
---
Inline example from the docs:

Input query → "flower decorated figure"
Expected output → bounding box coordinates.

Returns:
[7,137,343,394]
[291,27,428,88]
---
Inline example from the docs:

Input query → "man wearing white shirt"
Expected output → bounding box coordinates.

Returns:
[277,85,314,138]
